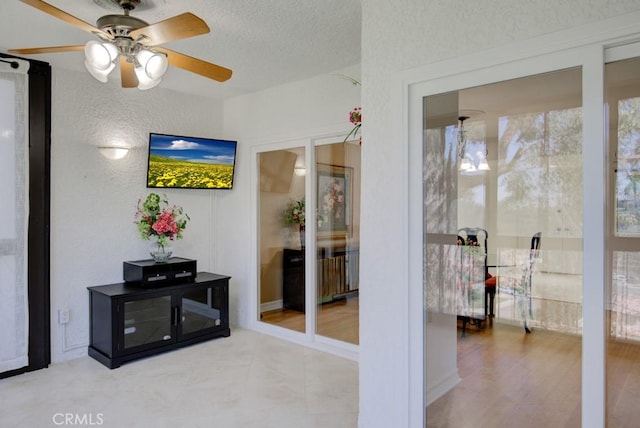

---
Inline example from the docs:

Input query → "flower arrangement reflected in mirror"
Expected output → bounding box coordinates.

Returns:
[283,197,305,248]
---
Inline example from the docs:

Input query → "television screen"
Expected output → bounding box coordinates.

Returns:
[146,133,237,189]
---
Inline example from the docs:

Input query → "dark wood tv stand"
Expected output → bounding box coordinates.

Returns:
[87,272,230,369]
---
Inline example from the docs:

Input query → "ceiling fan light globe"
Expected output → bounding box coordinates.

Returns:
[84,59,113,83]
[103,42,119,61]
[135,49,152,66]
[136,49,168,80]
[145,54,168,80]
[85,41,117,71]
[134,64,161,90]
[137,77,162,90]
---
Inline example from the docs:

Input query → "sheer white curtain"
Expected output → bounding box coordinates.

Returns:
[0,58,29,373]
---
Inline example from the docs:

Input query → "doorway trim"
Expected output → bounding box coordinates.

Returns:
[0,53,51,378]
[398,13,640,428]
[250,132,359,362]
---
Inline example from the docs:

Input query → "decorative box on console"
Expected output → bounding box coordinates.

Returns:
[123,257,197,287]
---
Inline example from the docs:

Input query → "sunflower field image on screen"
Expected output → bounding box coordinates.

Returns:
[146,133,237,189]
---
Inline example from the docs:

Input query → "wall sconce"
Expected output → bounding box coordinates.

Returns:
[98,145,129,160]
[294,154,306,176]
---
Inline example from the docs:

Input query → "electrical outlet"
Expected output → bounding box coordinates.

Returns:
[58,309,70,324]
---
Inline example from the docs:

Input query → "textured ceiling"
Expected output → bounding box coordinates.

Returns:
[0,0,362,100]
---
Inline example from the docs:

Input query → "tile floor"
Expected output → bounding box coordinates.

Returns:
[0,328,359,428]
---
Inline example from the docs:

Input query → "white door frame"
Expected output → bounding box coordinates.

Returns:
[250,134,359,361]
[400,13,640,428]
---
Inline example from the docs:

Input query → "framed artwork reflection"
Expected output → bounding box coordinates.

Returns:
[317,163,352,237]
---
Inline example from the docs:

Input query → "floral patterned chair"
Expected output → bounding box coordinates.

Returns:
[456,227,490,335]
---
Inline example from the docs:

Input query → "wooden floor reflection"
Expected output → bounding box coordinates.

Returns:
[427,322,640,427]
[427,323,582,427]
[606,336,640,427]
[261,296,359,345]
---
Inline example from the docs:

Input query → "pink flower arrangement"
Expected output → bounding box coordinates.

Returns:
[338,75,362,145]
[344,107,362,145]
[349,107,362,126]
[134,193,189,248]
[152,210,180,236]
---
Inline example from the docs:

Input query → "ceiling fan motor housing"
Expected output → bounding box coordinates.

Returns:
[97,14,149,37]
[117,0,140,11]
[93,0,155,13]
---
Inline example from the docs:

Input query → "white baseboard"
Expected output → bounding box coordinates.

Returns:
[260,299,283,312]
[426,369,461,406]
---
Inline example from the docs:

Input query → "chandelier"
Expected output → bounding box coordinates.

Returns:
[457,116,490,173]
[83,7,168,90]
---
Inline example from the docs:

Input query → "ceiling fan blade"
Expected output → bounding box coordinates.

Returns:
[19,0,110,39]
[154,47,232,82]
[8,45,85,55]
[120,57,138,88]
[131,13,210,46]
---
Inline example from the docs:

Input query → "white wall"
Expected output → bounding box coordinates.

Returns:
[220,64,361,328]
[48,62,360,363]
[43,2,640,423]
[425,312,459,405]
[359,1,640,426]
[50,69,224,363]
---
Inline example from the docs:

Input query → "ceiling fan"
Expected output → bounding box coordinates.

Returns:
[9,0,232,90]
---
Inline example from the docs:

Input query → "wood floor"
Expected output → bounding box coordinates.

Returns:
[264,300,640,426]
[605,336,640,427]
[260,295,359,344]
[427,322,640,427]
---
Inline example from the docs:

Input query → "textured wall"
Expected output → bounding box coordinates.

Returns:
[221,64,361,329]
[358,1,640,426]
[48,62,359,364]
[49,69,223,363]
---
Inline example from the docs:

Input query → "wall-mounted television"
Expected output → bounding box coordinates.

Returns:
[146,133,237,189]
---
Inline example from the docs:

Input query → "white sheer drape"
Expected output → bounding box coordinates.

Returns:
[0,58,29,373]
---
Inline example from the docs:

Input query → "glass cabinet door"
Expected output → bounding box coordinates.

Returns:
[122,295,173,351]
[180,285,226,337]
